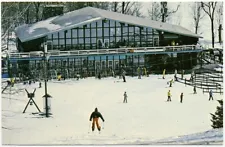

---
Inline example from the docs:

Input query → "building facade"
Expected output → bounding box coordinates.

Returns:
[9,6,202,79]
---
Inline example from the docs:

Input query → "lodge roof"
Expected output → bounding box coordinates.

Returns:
[15,7,202,43]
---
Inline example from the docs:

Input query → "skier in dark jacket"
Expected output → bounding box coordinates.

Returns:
[89,108,105,131]
[209,90,213,101]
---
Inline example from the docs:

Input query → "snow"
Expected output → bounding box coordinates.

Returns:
[198,39,223,49]
[27,17,61,34]
[1,74,223,145]
[151,128,223,145]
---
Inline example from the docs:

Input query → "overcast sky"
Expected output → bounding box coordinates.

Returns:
[141,2,223,41]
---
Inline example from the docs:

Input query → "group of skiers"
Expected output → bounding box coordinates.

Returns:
[167,90,184,103]
[137,67,148,79]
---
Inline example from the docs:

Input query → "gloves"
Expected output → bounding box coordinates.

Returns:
[103,119,105,122]
[89,119,91,121]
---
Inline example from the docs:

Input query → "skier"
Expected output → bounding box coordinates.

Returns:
[209,90,213,101]
[180,93,183,103]
[162,69,166,79]
[169,79,173,87]
[193,86,197,94]
[123,91,128,103]
[39,82,42,88]
[98,72,101,79]
[137,67,141,79]
[89,108,105,132]
[167,90,172,101]
[122,69,126,82]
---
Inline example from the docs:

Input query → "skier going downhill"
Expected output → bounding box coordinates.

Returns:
[89,108,105,132]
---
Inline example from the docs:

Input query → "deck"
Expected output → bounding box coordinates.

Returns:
[8,45,202,61]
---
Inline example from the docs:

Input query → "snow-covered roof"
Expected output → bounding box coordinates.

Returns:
[15,7,202,43]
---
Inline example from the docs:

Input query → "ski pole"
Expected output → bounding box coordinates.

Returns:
[102,121,104,129]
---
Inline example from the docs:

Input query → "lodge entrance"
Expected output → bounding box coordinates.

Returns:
[95,60,119,75]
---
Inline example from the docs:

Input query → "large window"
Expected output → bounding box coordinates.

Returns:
[47,19,156,50]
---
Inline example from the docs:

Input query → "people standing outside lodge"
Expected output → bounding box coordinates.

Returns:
[143,67,147,77]
[57,74,62,81]
[174,69,178,81]
[163,69,166,79]
[137,67,141,79]
[167,90,172,101]
[10,77,15,87]
[181,70,185,80]
[89,108,105,132]
[193,86,197,94]
[169,79,173,87]
[209,90,213,101]
[123,92,128,103]
[180,93,183,103]
[122,69,126,82]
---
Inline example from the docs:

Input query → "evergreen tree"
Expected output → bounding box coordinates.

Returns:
[210,99,223,128]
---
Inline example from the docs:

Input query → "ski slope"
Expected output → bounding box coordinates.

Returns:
[1,74,223,145]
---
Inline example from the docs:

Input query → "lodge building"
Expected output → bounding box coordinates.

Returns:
[10,6,202,79]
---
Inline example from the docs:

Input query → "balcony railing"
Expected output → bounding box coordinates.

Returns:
[8,45,201,59]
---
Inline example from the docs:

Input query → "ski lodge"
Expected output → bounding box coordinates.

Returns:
[8,6,203,78]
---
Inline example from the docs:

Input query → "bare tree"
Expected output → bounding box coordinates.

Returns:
[109,2,142,17]
[1,2,32,47]
[110,2,120,12]
[201,2,217,48]
[148,2,161,21]
[33,2,42,22]
[161,2,180,22]
[191,2,205,34]
[148,2,180,22]
[216,2,223,44]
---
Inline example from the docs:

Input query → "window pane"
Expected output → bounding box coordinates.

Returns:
[79,38,83,44]
[59,31,64,38]
[110,20,115,27]
[85,29,90,37]
[66,30,71,38]
[91,28,96,37]
[97,20,102,27]
[86,38,90,43]
[103,20,109,27]
[91,38,96,44]
[116,28,121,36]
[91,22,96,27]
[78,29,83,37]
[73,38,77,44]
[97,28,102,37]
[116,21,120,27]
[52,32,58,39]
[72,29,77,38]
[104,27,109,37]
[110,28,115,36]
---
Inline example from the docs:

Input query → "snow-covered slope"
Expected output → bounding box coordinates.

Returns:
[1,75,223,145]
[150,128,223,145]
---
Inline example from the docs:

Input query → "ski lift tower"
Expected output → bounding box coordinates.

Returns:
[42,42,52,117]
